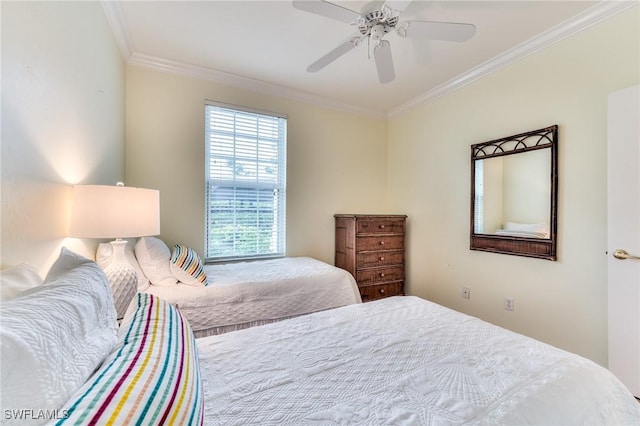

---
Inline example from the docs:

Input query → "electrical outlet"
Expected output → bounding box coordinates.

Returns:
[504,297,514,311]
[462,287,470,299]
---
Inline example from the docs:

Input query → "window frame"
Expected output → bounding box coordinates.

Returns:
[204,100,287,263]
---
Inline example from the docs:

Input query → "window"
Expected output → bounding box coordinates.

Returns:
[205,102,287,261]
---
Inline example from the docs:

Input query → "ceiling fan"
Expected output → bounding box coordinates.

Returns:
[292,0,476,84]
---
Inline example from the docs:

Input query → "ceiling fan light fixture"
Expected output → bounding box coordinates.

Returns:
[370,24,386,41]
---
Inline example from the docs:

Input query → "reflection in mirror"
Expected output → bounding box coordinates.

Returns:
[470,125,558,260]
[474,149,550,238]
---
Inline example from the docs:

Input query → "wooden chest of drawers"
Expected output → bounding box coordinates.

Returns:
[334,214,407,302]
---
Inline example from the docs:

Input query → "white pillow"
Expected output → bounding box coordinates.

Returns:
[503,222,548,233]
[96,240,150,291]
[0,248,118,424]
[0,263,43,302]
[134,237,178,287]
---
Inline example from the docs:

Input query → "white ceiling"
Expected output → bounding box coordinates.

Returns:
[105,1,629,117]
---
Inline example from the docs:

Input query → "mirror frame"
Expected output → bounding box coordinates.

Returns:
[470,125,558,260]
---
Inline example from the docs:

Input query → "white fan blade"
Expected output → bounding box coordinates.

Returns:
[361,1,386,14]
[307,36,362,72]
[292,0,361,24]
[384,0,412,13]
[401,21,476,42]
[373,40,395,84]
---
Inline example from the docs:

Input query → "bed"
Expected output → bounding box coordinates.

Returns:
[96,237,362,337]
[144,256,362,337]
[2,249,639,425]
[197,295,640,425]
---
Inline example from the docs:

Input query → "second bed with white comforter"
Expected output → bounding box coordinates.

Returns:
[145,256,361,336]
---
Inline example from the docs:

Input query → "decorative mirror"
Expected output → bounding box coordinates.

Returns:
[470,125,558,260]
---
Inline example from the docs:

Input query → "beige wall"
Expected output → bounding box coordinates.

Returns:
[125,66,388,265]
[387,7,639,365]
[1,2,125,276]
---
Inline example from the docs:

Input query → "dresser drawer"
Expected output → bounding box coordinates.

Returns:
[356,235,404,251]
[356,251,404,268]
[358,282,403,301]
[357,218,405,235]
[356,266,404,285]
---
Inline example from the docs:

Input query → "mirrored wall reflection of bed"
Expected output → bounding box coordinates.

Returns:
[470,125,558,260]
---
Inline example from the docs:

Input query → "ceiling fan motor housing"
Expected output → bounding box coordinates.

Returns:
[357,7,399,39]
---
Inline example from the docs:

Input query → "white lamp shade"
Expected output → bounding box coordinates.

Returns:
[70,184,160,238]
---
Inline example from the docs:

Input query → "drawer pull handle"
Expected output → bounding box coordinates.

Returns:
[379,257,384,261]
[380,225,385,229]
[380,241,385,245]
[380,273,385,277]
[379,288,385,294]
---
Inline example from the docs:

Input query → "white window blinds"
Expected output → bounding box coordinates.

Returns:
[205,102,287,261]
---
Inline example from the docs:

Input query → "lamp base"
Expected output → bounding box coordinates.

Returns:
[104,240,137,319]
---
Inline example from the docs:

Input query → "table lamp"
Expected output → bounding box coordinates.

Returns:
[70,182,160,318]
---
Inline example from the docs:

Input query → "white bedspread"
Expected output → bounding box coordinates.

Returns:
[145,257,361,336]
[197,296,640,425]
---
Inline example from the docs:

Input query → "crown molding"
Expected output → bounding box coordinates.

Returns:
[127,53,387,119]
[387,1,638,118]
[102,0,635,120]
[101,1,133,60]
[101,0,384,118]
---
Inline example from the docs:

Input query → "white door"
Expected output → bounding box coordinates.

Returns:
[607,84,640,398]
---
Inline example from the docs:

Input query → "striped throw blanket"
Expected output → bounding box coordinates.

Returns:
[54,293,203,425]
